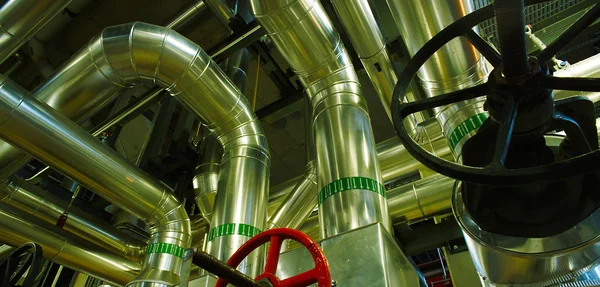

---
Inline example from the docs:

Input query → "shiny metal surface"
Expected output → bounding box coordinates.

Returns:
[454,181,600,286]
[554,53,600,103]
[192,133,222,223]
[387,174,455,223]
[165,1,207,30]
[0,0,71,64]
[277,223,420,287]
[386,0,489,159]
[186,274,217,287]
[0,176,146,262]
[268,161,317,229]
[252,0,390,238]
[0,203,140,286]
[328,0,419,133]
[5,20,268,280]
[0,74,189,285]
[205,0,236,27]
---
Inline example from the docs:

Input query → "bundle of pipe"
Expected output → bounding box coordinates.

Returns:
[0,20,269,282]
[0,73,190,285]
[386,0,489,159]
[0,176,146,262]
[252,0,390,238]
[0,0,72,64]
[0,203,140,285]
[0,2,204,181]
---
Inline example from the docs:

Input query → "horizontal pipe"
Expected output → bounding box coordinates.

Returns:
[0,74,189,285]
[0,0,72,64]
[165,0,207,30]
[0,203,140,286]
[0,176,146,262]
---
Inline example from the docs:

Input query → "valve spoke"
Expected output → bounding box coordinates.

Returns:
[542,76,600,91]
[489,96,520,168]
[264,236,283,274]
[397,83,489,118]
[464,30,502,68]
[538,3,600,62]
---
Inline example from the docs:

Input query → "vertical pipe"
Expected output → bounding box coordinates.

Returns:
[385,0,489,159]
[251,0,390,238]
[329,0,420,134]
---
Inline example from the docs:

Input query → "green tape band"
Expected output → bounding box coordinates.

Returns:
[145,242,185,258]
[448,113,488,152]
[317,177,386,206]
[207,223,262,242]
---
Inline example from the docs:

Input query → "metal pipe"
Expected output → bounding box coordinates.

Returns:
[0,3,205,181]
[386,0,489,159]
[0,175,146,262]
[3,20,269,279]
[329,0,420,133]
[252,0,390,238]
[165,1,207,30]
[0,203,140,286]
[268,161,317,229]
[0,0,72,64]
[204,0,237,27]
[192,48,249,224]
[192,133,222,223]
[554,53,600,103]
[3,52,24,76]
[0,74,189,285]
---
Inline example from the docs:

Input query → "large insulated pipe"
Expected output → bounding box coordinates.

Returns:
[192,133,222,223]
[0,176,146,262]
[386,0,489,159]
[1,20,269,278]
[0,203,140,285]
[0,75,190,285]
[328,0,420,133]
[0,5,203,180]
[192,48,249,224]
[252,0,390,238]
[0,0,72,64]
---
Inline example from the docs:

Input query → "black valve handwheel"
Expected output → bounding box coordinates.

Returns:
[391,0,600,186]
[0,243,43,287]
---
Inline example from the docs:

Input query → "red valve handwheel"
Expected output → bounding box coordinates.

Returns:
[215,228,331,287]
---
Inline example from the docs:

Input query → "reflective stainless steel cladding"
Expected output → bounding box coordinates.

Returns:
[0,0,72,64]
[0,21,269,284]
[251,0,390,238]
[0,74,190,286]
[0,203,140,285]
[386,0,489,159]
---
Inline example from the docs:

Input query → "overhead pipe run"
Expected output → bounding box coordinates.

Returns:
[0,2,204,181]
[386,0,489,159]
[0,20,270,281]
[0,176,146,262]
[0,203,140,285]
[252,0,390,238]
[0,0,72,64]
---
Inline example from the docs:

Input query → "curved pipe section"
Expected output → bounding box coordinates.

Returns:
[0,176,146,262]
[0,21,269,281]
[192,133,222,223]
[252,0,389,238]
[0,74,189,286]
[0,203,140,286]
[0,0,71,64]
[268,161,317,229]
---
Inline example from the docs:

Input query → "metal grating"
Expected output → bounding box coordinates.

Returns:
[472,0,588,45]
